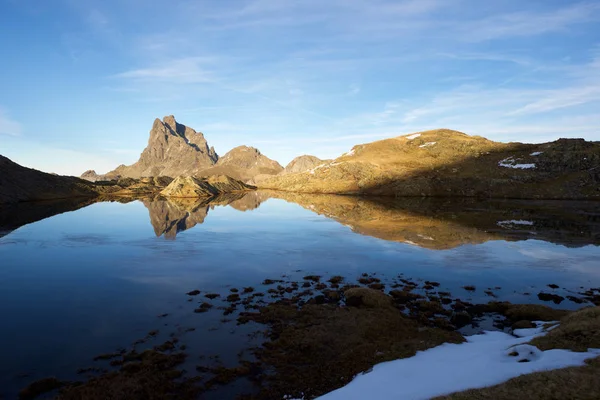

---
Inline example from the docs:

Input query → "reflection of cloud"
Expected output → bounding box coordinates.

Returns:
[518,248,569,260]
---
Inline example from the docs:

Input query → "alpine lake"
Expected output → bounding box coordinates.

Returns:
[1,191,599,399]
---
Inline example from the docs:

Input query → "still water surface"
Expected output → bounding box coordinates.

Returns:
[0,193,599,398]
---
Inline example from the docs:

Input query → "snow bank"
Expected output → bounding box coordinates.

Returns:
[419,142,436,148]
[498,157,536,169]
[530,151,543,156]
[316,323,600,400]
[405,133,421,140]
[497,220,534,228]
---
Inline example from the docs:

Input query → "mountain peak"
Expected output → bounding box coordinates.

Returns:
[102,116,218,179]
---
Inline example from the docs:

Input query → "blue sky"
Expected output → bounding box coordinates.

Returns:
[0,0,599,175]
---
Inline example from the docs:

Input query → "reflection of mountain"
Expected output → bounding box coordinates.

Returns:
[264,191,600,249]
[0,198,97,238]
[228,191,271,211]
[143,192,268,239]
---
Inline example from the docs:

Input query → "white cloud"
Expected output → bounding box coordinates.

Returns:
[0,108,21,136]
[114,57,215,84]
[460,2,600,41]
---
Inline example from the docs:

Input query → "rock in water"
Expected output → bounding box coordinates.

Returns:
[160,175,254,198]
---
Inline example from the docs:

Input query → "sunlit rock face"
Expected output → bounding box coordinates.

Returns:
[258,130,600,199]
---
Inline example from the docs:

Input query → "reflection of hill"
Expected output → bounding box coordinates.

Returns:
[264,191,600,249]
[143,198,210,239]
[142,192,261,239]
[0,198,96,238]
[228,191,271,211]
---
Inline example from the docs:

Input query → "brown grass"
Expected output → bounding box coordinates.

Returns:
[435,356,600,400]
[530,306,600,352]
[236,293,464,399]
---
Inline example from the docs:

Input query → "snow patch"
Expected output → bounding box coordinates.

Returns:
[497,220,534,228]
[417,234,434,241]
[403,240,418,246]
[498,157,536,169]
[343,149,356,157]
[419,142,436,148]
[513,321,557,337]
[405,133,421,140]
[530,151,543,156]
[308,164,328,175]
[316,323,599,400]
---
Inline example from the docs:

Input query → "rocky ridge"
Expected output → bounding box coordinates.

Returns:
[258,129,600,199]
[0,155,98,203]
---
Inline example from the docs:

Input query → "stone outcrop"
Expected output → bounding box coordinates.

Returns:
[101,115,218,179]
[160,175,254,198]
[258,129,600,199]
[0,155,98,203]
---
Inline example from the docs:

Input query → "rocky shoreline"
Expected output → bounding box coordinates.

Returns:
[19,271,600,400]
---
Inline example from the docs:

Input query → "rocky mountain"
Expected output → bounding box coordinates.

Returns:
[0,155,98,203]
[199,146,283,182]
[258,129,600,199]
[97,115,218,180]
[85,116,283,183]
[283,155,329,174]
[160,175,254,198]
[248,154,325,185]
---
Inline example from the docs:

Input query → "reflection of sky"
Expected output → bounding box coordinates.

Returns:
[0,199,599,397]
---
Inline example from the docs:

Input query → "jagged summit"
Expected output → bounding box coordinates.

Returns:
[113,115,218,178]
[83,116,282,182]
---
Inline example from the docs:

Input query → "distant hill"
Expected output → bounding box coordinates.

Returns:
[0,155,98,203]
[198,146,283,182]
[283,155,329,174]
[258,129,600,199]
[248,154,327,185]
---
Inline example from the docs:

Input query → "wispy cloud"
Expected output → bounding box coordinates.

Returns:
[348,84,361,95]
[114,57,216,84]
[0,108,21,136]
[460,2,600,41]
